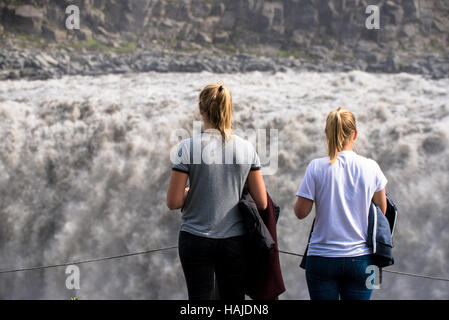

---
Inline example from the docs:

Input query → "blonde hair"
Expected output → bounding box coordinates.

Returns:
[199,82,232,141]
[325,107,357,164]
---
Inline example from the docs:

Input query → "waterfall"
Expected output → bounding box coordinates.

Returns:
[0,70,448,299]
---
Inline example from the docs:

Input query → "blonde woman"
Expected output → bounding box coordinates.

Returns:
[166,83,267,300]
[294,107,387,300]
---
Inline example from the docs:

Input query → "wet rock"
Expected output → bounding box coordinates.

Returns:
[76,29,93,42]
[41,24,66,42]
[190,0,212,19]
[2,5,44,34]
[219,11,236,29]
[213,32,229,45]
[210,3,225,16]
[382,0,404,26]
[194,32,212,46]
[113,64,132,74]
[242,59,276,72]
[0,42,447,80]
[168,59,207,73]
[403,0,420,22]
[69,62,84,74]
[385,52,400,73]
[0,71,10,81]
[34,53,58,69]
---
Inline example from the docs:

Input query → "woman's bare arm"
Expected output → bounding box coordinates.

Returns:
[293,196,314,220]
[372,188,387,214]
[247,170,267,210]
[166,171,189,210]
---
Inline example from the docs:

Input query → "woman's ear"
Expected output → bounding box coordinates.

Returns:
[353,130,358,141]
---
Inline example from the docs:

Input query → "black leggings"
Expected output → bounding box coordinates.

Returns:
[178,231,247,300]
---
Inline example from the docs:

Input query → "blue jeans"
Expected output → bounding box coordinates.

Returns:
[305,254,374,300]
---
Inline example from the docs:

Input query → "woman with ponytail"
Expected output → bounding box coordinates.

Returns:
[166,82,267,300]
[293,107,388,300]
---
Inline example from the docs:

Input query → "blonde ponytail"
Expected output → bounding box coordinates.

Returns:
[199,82,233,141]
[325,107,356,164]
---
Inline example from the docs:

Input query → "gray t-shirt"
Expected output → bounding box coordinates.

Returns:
[172,131,261,239]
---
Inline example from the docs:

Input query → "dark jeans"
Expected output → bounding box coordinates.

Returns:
[178,231,247,300]
[305,254,374,300]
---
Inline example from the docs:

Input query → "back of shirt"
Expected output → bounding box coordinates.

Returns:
[173,131,261,239]
[296,150,388,257]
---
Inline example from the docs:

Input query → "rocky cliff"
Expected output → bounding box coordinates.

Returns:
[0,0,448,79]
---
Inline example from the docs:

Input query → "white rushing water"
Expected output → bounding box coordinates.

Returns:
[0,70,448,299]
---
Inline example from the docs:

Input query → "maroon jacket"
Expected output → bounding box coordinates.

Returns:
[243,192,286,300]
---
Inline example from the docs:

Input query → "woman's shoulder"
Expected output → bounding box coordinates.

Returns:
[231,134,256,148]
[310,156,331,167]
[231,133,247,142]
[353,152,380,165]
[352,153,383,173]
[306,156,331,174]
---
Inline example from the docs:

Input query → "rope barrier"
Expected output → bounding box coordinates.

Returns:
[378,269,449,282]
[277,250,304,258]
[0,246,448,283]
[278,249,449,282]
[0,246,178,275]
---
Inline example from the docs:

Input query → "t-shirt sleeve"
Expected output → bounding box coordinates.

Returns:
[250,144,261,171]
[172,140,190,174]
[374,161,388,192]
[296,161,316,201]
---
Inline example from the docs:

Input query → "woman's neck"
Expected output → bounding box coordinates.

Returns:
[342,141,354,151]
[203,122,214,130]
[203,118,216,131]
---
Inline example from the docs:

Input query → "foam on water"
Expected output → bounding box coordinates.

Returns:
[0,70,448,299]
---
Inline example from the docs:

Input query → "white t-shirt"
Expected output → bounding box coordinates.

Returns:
[296,150,388,257]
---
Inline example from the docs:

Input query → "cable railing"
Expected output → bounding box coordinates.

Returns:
[0,246,178,275]
[277,250,449,282]
[1,245,448,283]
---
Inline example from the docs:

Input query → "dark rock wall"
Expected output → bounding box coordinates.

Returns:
[1,0,447,55]
[0,1,448,80]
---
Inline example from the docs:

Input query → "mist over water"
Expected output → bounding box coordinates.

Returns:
[0,70,448,299]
